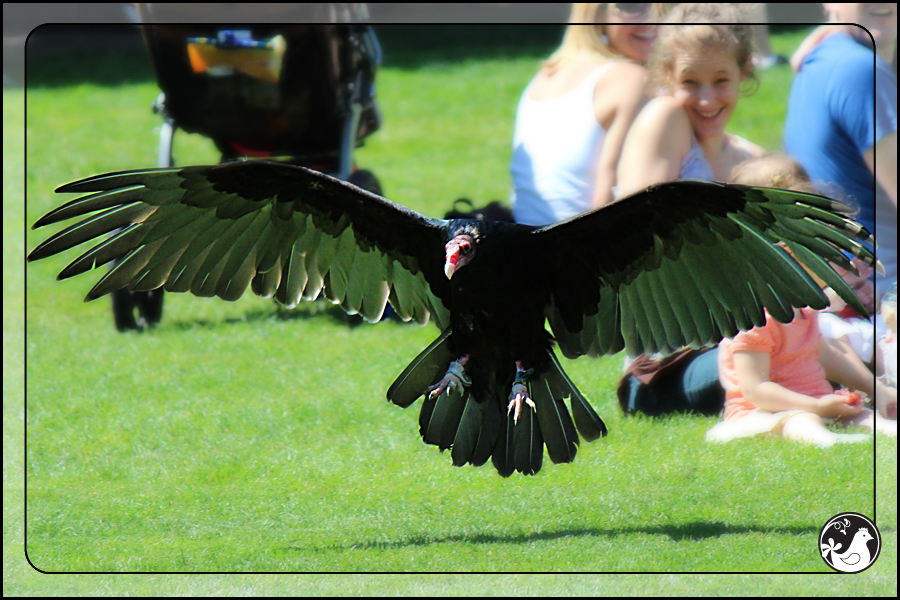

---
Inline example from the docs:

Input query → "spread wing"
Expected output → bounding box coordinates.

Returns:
[533,180,879,357]
[28,161,451,327]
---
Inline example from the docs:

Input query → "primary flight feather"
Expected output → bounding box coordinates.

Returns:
[28,161,878,476]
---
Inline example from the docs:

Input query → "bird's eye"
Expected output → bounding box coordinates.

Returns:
[459,243,472,256]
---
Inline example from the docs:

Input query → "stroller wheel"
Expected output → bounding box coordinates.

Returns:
[138,289,165,326]
[111,288,164,332]
[348,169,382,196]
[112,288,141,331]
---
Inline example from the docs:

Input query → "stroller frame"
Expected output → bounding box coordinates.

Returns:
[111,20,383,331]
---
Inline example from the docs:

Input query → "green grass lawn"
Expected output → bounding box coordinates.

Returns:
[7,24,896,595]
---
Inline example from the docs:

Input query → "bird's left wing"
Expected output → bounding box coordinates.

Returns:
[532,180,878,357]
[28,161,451,327]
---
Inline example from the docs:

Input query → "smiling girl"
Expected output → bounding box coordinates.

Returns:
[615,4,764,197]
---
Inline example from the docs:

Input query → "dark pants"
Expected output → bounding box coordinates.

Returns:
[622,348,724,416]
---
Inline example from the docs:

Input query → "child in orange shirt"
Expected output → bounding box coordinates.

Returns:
[708,306,895,446]
[707,155,897,445]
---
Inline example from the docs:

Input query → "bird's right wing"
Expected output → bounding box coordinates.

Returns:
[532,180,879,358]
[28,161,451,327]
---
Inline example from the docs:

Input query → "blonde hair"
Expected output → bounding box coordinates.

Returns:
[543,3,671,74]
[647,3,758,95]
[729,153,818,194]
[730,151,855,213]
[730,153,843,290]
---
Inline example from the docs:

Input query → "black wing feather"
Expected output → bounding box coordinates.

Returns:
[534,181,878,357]
[29,162,451,327]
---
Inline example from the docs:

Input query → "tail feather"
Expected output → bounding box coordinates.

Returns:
[492,410,516,478]
[451,392,486,466]
[388,328,453,408]
[529,375,578,464]
[423,386,467,451]
[471,399,500,467]
[546,352,608,441]
[513,403,544,476]
[394,338,607,476]
[570,389,607,442]
[418,393,437,439]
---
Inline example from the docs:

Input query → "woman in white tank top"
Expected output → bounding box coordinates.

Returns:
[510,3,667,226]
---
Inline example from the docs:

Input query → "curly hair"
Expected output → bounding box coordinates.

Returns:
[729,153,854,216]
[647,3,758,95]
[729,153,817,193]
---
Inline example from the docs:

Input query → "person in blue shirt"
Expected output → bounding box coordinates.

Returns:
[784,4,897,302]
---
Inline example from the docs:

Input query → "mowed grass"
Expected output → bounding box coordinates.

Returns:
[8,24,896,594]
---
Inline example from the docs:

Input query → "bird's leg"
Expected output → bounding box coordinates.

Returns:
[508,361,536,424]
[426,355,471,400]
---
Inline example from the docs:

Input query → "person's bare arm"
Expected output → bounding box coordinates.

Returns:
[820,336,875,395]
[822,336,898,418]
[733,349,861,418]
[790,25,835,72]
[616,97,690,197]
[592,63,649,208]
[864,131,898,207]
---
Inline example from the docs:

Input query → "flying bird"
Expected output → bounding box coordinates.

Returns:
[28,161,878,476]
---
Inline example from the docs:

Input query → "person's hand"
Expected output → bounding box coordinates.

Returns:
[816,392,864,418]
[836,388,864,407]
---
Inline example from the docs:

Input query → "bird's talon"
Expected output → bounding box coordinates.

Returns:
[507,361,537,424]
[427,356,471,400]
[508,380,533,424]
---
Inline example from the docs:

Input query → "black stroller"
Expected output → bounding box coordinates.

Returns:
[112,13,383,331]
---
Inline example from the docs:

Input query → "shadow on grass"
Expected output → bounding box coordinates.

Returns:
[290,521,828,554]
[162,301,410,332]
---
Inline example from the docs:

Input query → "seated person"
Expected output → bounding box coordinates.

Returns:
[784,5,897,299]
[615,3,764,199]
[731,153,895,421]
[510,3,667,225]
[707,154,896,444]
[617,5,764,417]
[707,301,896,446]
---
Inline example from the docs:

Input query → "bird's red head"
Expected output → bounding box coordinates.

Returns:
[444,233,476,279]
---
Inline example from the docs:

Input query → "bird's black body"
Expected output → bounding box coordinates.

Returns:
[446,220,550,372]
[434,220,578,475]
[28,161,878,476]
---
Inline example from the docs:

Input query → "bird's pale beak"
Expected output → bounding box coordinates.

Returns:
[444,233,475,279]
[445,251,460,279]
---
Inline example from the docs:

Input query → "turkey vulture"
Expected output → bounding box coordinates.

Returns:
[28,161,878,476]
